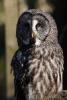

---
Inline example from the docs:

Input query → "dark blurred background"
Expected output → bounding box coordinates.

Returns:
[0,0,67,100]
[0,0,6,99]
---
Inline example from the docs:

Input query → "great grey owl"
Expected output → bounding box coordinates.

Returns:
[11,9,64,100]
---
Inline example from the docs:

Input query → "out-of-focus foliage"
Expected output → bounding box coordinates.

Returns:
[0,0,4,11]
[48,0,58,4]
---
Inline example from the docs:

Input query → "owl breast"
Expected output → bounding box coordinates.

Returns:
[27,46,63,100]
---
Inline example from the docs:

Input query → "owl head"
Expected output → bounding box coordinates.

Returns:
[16,9,58,49]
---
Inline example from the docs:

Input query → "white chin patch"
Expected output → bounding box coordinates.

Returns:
[35,38,41,46]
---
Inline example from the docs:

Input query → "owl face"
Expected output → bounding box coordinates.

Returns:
[32,14,50,46]
[16,10,58,48]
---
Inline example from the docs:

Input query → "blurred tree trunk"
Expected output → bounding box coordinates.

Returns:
[4,0,18,99]
[4,0,27,99]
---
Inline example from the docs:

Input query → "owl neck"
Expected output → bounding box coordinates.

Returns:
[19,44,34,52]
[45,34,58,46]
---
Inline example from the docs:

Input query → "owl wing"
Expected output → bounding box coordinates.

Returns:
[11,50,29,100]
[47,46,64,93]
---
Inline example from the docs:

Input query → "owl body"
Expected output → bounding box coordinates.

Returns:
[11,9,64,100]
[28,45,63,100]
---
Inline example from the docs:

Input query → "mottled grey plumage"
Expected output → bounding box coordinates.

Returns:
[11,9,64,100]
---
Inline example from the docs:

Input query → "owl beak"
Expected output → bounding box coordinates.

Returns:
[32,32,36,38]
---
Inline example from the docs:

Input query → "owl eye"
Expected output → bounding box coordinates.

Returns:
[36,23,44,31]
